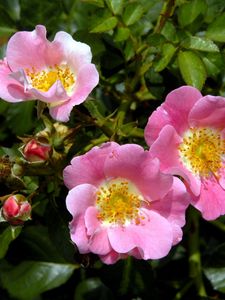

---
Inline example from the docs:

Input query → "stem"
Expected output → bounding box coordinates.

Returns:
[116,99,131,128]
[154,0,176,34]
[210,219,225,232]
[119,257,132,295]
[187,208,207,297]
[173,280,193,300]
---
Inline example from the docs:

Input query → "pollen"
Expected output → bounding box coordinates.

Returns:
[179,127,225,178]
[26,64,75,93]
[96,178,144,226]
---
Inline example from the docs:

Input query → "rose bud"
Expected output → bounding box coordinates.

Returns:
[23,139,51,162]
[1,195,31,225]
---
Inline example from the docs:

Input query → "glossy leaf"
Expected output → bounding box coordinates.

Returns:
[114,27,130,42]
[178,0,207,27]
[0,261,78,300]
[105,0,124,15]
[182,36,219,52]
[90,16,118,33]
[0,226,22,259]
[123,3,144,26]
[154,43,176,72]
[178,50,207,90]
[206,13,225,42]
[204,267,225,293]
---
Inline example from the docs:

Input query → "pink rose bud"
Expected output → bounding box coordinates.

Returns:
[2,195,32,225]
[23,139,51,162]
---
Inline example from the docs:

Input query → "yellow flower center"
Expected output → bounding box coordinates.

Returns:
[179,127,225,178]
[96,178,144,226]
[26,64,75,94]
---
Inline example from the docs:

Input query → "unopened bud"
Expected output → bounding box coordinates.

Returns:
[22,139,51,163]
[1,195,31,225]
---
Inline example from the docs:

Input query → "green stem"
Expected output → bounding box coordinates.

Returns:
[173,280,193,300]
[119,257,132,295]
[154,0,176,34]
[187,208,207,297]
[116,99,131,128]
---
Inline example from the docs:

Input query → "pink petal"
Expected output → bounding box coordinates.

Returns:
[63,142,119,189]
[89,228,112,255]
[84,206,113,255]
[84,206,101,236]
[192,177,225,220]
[53,31,92,70]
[189,95,225,128]
[144,86,202,145]
[0,59,32,102]
[151,177,190,244]
[104,144,173,200]
[99,250,121,264]
[6,25,62,72]
[49,64,99,122]
[108,210,173,260]
[69,215,89,254]
[150,125,201,196]
[66,184,97,217]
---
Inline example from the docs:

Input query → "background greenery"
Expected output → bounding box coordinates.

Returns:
[0,0,225,299]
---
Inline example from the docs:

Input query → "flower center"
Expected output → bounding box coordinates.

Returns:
[26,64,75,93]
[96,178,144,226]
[179,127,225,177]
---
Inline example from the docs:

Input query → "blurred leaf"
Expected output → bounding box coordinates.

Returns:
[90,16,118,33]
[81,0,104,7]
[178,50,207,90]
[123,3,144,26]
[161,21,178,43]
[6,101,36,135]
[182,36,219,52]
[0,260,77,300]
[0,26,16,38]
[204,267,225,293]
[3,0,20,21]
[20,225,65,262]
[154,43,177,72]
[74,278,114,300]
[0,226,22,259]
[105,0,124,15]
[206,12,225,42]
[124,40,135,61]
[178,0,207,27]
[114,27,130,42]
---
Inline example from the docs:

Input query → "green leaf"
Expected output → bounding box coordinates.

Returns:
[90,16,118,33]
[0,26,16,38]
[178,50,207,90]
[123,3,144,26]
[178,0,207,27]
[206,13,225,42]
[3,0,20,21]
[182,36,219,52]
[154,43,177,72]
[114,27,130,42]
[105,0,124,15]
[124,40,135,61]
[0,261,77,300]
[204,267,225,293]
[74,278,114,300]
[6,101,36,135]
[81,0,104,7]
[0,226,22,259]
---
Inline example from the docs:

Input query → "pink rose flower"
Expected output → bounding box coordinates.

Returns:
[22,139,51,162]
[0,25,99,122]
[1,195,31,225]
[144,85,225,220]
[63,142,189,264]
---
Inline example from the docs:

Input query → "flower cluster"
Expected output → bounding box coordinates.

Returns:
[1,25,225,265]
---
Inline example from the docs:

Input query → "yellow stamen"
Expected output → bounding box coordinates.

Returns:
[179,127,225,178]
[96,178,144,226]
[25,64,75,93]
